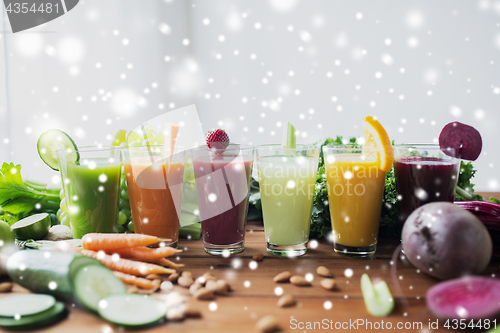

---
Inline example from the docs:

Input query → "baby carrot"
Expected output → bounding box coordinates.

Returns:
[108,246,182,261]
[113,271,161,290]
[81,250,175,276]
[155,258,185,269]
[82,233,169,251]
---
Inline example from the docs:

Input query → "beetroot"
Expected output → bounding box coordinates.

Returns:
[402,202,492,280]
[427,276,500,320]
[439,121,482,161]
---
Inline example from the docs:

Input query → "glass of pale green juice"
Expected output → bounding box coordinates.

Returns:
[58,147,122,239]
[256,145,320,256]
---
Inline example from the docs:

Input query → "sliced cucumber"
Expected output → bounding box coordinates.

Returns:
[73,265,126,312]
[0,294,55,317]
[98,294,166,328]
[11,213,51,241]
[361,273,394,317]
[7,251,105,301]
[37,129,78,171]
[0,301,67,330]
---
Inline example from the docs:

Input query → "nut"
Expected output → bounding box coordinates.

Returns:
[214,280,229,295]
[146,274,162,280]
[252,253,264,261]
[316,266,333,278]
[194,288,215,300]
[0,282,13,293]
[178,276,194,288]
[255,315,280,333]
[181,271,193,279]
[205,280,218,291]
[180,304,202,318]
[166,308,184,322]
[126,285,139,294]
[195,276,207,286]
[320,278,336,291]
[160,281,174,292]
[168,273,180,283]
[189,282,202,295]
[202,272,217,282]
[290,275,311,287]
[273,271,292,283]
[277,294,296,308]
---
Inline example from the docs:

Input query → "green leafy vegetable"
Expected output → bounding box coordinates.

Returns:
[0,163,60,225]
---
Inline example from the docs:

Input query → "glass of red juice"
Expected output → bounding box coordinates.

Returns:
[393,144,461,228]
[192,144,254,255]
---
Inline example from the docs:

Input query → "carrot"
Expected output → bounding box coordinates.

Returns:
[107,246,181,261]
[155,258,185,269]
[113,271,161,290]
[81,250,175,276]
[82,233,168,251]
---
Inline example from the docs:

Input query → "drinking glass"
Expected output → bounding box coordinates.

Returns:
[393,144,460,227]
[58,147,122,239]
[256,145,320,256]
[323,145,386,256]
[192,144,254,255]
[122,145,185,247]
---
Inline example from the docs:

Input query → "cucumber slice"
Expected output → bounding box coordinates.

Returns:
[73,265,126,312]
[11,213,51,241]
[361,273,394,317]
[0,301,67,330]
[98,294,166,328]
[0,294,55,317]
[281,122,296,149]
[38,129,78,171]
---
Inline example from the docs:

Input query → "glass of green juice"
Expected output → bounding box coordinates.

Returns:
[58,146,122,239]
[256,145,320,256]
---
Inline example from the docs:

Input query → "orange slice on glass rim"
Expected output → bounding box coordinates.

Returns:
[362,116,393,172]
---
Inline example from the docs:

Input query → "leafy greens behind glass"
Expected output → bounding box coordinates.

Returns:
[0,162,60,225]
[248,137,498,240]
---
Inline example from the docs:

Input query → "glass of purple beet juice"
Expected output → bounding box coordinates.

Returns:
[393,144,461,228]
[192,144,254,255]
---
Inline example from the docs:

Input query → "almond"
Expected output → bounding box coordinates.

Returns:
[320,278,336,291]
[190,282,203,295]
[290,275,311,287]
[273,271,292,283]
[205,280,218,291]
[277,294,296,308]
[252,253,264,262]
[194,288,215,300]
[168,273,180,283]
[0,282,12,293]
[195,276,207,286]
[166,308,184,322]
[255,315,280,333]
[160,281,174,292]
[178,276,194,288]
[214,280,229,295]
[181,305,202,318]
[316,266,333,278]
[181,271,193,279]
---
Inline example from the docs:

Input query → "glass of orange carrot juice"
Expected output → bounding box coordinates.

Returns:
[122,146,185,247]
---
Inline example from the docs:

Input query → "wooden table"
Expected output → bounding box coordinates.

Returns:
[3,192,500,333]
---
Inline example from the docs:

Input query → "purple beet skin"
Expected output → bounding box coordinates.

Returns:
[439,121,482,161]
[426,276,500,320]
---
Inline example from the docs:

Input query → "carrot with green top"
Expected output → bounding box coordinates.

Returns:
[82,233,169,251]
[81,250,175,276]
[107,246,182,261]
[113,271,161,290]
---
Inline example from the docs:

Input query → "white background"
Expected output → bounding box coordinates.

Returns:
[0,0,499,190]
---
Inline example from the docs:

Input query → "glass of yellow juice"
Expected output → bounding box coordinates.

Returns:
[323,145,386,256]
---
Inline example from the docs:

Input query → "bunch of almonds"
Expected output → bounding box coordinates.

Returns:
[165,304,202,322]
[167,271,232,301]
